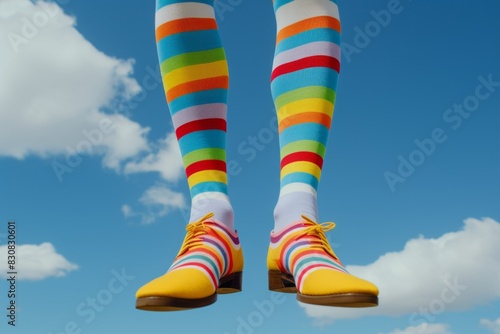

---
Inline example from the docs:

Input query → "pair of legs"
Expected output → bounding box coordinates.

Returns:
[136,0,378,311]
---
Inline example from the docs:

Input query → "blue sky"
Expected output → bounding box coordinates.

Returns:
[1,0,500,333]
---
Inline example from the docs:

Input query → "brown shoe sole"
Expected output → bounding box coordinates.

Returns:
[268,270,378,308]
[136,271,243,311]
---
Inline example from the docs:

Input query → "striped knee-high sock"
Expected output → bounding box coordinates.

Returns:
[271,0,341,231]
[156,0,234,229]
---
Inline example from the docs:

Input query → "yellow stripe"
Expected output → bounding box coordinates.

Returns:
[278,98,333,124]
[163,60,228,90]
[188,170,227,189]
[280,161,321,180]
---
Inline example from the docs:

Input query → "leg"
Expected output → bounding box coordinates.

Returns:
[267,0,378,307]
[135,0,243,311]
[157,0,234,229]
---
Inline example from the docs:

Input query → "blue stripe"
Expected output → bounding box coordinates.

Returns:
[275,28,340,55]
[284,240,308,273]
[281,172,319,189]
[295,256,347,276]
[178,130,226,153]
[157,30,222,61]
[174,254,220,279]
[191,182,228,197]
[170,89,228,114]
[271,68,339,98]
[280,123,329,148]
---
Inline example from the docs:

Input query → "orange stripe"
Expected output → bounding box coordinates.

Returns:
[276,16,341,44]
[279,112,331,133]
[167,76,229,101]
[156,18,217,42]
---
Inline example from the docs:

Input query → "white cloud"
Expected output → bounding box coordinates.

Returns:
[0,0,150,169]
[300,217,500,323]
[384,323,453,334]
[0,242,78,280]
[124,132,184,181]
[481,318,500,334]
[122,184,186,224]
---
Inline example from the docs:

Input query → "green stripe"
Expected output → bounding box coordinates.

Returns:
[275,86,336,111]
[183,148,226,167]
[281,140,326,159]
[176,254,220,279]
[295,256,346,274]
[161,48,227,74]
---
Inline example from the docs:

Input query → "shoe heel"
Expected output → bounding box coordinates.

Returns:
[217,271,242,294]
[268,270,297,293]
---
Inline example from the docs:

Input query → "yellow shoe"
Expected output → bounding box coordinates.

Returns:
[267,215,378,307]
[136,213,244,311]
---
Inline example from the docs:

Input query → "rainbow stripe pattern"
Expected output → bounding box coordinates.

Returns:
[136,213,243,306]
[155,0,229,200]
[168,214,242,289]
[267,216,379,303]
[271,0,341,198]
[268,217,348,291]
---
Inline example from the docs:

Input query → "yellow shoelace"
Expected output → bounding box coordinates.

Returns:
[177,212,214,255]
[297,215,338,259]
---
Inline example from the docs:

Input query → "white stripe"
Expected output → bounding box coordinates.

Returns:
[273,41,341,69]
[156,2,215,29]
[279,183,317,198]
[275,0,339,32]
[168,264,217,289]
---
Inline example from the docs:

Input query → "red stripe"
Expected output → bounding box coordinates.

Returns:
[184,248,224,277]
[175,262,218,287]
[281,151,323,169]
[296,263,337,290]
[271,55,340,81]
[176,118,226,139]
[206,228,233,276]
[185,160,226,177]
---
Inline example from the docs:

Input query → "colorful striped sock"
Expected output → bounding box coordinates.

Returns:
[155,0,234,229]
[271,0,341,232]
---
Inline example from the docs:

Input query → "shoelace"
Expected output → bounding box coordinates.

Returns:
[177,212,214,256]
[295,215,338,260]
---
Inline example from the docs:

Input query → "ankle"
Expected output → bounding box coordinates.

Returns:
[274,192,318,232]
[190,195,235,231]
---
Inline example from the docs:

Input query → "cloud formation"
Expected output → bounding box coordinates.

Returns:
[124,132,184,181]
[122,184,186,225]
[384,323,453,334]
[0,0,149,170]
[481,318,500,334]
[300,217,500,324]
[0,242,78,280]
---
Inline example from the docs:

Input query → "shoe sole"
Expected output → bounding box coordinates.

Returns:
[268,270,378,308]
[135,271,243,311]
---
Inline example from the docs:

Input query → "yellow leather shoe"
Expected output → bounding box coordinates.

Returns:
[267,215,378,307]
[136,213,244,311]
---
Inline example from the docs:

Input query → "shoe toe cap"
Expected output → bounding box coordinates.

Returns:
[136,268,215,299]
[300,268,379,296]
